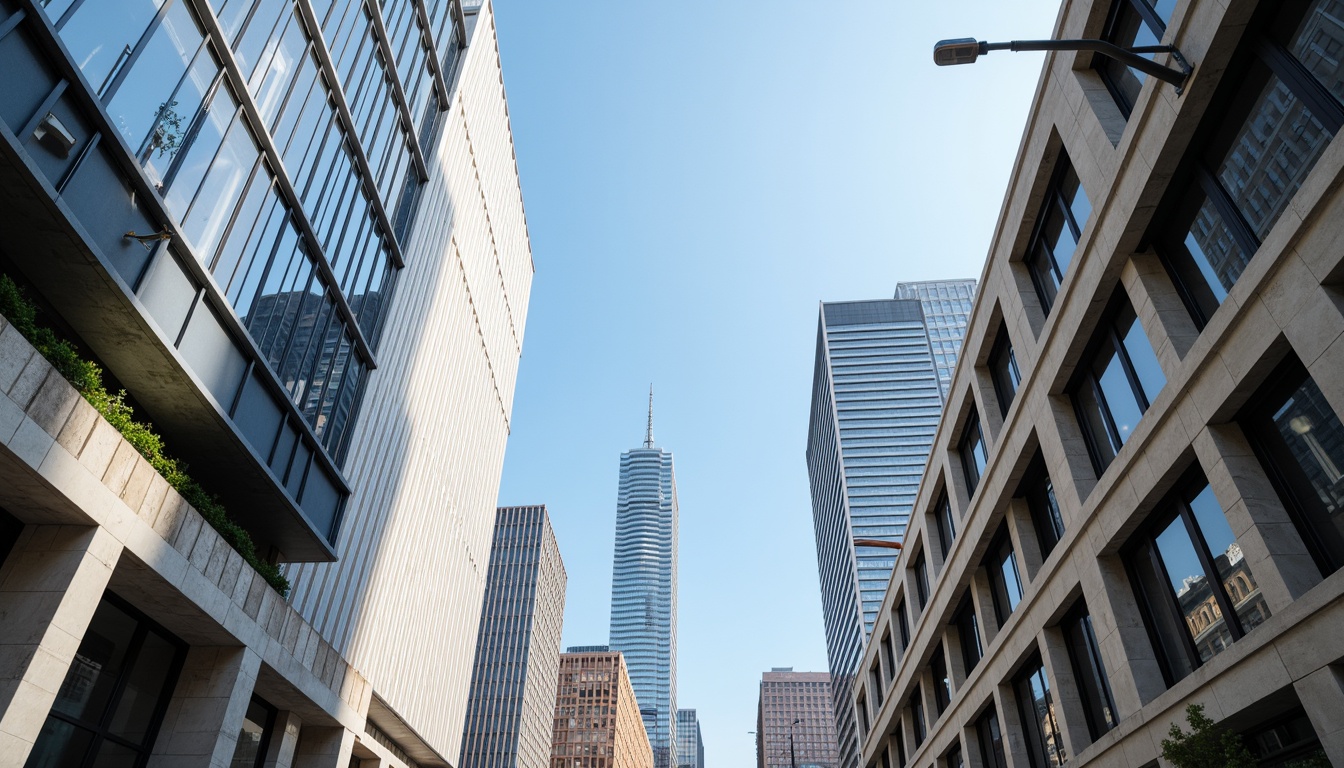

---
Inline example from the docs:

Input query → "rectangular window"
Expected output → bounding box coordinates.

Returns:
[935,494,957,560]
[953,595,982,673]
[986,529,1024,625]
[26,593,187,767]
[1240,357,1344,576]
[913,552,930,610]
[1014,655,1067,767]
[232,695,277,768]
[869,664,884,709]
[947,744,964,768]
[931,647,951,715]
[1125,469,1271,685]
[909,686,926,748]
[1158,0,1344,328]
[1071,293,1166,474]
[1061,603,1118,742]
[1095,0,1176,116]
[976,706,1008,768]
[989,326,1022,417]
[959,410,989,497]
[1018,452,1066,556]
[1026,152,1091,313]
[894,722,907,768]
[895,599,910,653]
[881,633,896,680]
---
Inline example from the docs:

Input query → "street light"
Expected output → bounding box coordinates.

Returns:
[933,37,1194,92]
[789,718,800,768]
[854,538,901,550]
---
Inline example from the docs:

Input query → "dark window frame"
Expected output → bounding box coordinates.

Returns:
[1070,292,1164,476]
[1025,152,1091,314]
[1152,0,1344,329]
[895,599,910,653]
[1239,356,1344,576]
[952,595,983,674]
[934,493,957,560]
[988,325,1022,418]
[959,410,988,498]
[985,528,1024,625]
[909,685,926,748]
[976,705,1008,768]
[1013,654,1067,768]
[913,551,930,610]
[1017,451,1066,557]
[1060,602,1119,743]
[931,646,951,716]
[1095,0,1173,117]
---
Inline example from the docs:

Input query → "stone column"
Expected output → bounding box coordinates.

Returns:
[1293,665,1344,763]
[293,726,356,768]
[262,710,304,768]
[0,524,121,763]
[1038,626,1090,762]
[148,646,262,767]
[991,684,1032,768]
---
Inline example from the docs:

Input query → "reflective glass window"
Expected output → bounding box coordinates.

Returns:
[953,596,982,673]
[987,530,1023,624]
[1019,453,1066,557]
[1014,656,1067,767]
[1096,0,1175,115]
[56,0,164,96]
[909,686,925,748]
[935,494,956,560]
[989,326,1021,417]
[1026,155,1090,314]
[959,411,988,497]
[1061,603,1118,742]
[976,706,1007,768]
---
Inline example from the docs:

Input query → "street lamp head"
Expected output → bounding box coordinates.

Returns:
[934,38,984,66]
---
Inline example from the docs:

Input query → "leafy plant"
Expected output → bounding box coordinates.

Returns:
[149,100,185,159]
[1161,704,1256,768]
[0,275,288,595]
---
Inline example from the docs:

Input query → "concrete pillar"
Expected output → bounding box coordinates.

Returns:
[293,726,356,768]
[0,524,121,762]
[148,646,262,767]
[1084,555,1167,711]
[1293,665,1344,764]
[1038,626,1091,762]
[961,721,986,768]
[1005,499,1045,584]
[1121,252,1200,371]
[991,684,1032,768]
[1195,423,1320,605]
[262,710,304,768]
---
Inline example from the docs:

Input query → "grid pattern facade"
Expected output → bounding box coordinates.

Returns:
[608,429,678,768]
[893,281,977,398]
[551,651,654,768]
[853,0,1344,766]
[806,298,955,768]
[755,671,840,768]
[674,709,703,768]
[461,506,568,768]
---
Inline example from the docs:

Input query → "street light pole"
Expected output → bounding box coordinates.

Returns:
[933,37,1194,92]
[789,718,800,768]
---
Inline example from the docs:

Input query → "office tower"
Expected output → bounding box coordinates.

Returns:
[805,293,971,768]
[893,280,977,398]
[461,506,568,768]
[609,392,679,768]
[755,669,840,768]
[675,709,703,768]
[852,0,1344,766]
[552,650,654,768]
[0,0,532,765]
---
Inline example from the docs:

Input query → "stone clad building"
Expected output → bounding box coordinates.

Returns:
[853,0,1344,765]
[551,649,653,768]
[0,0,534,766]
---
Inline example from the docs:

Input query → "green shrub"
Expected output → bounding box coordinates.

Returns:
[1161,704,1255,768]
[0,275,288,595]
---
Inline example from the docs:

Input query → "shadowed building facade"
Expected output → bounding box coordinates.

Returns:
[0,0,533,765]
[461,506,567,768]
[608,394,678,768]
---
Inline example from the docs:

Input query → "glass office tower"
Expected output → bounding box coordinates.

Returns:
[894,280,977,398]
[609,392,679,768]
[805,291,972,768]
[676,708,704,768]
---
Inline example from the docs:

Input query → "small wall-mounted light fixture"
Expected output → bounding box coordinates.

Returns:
[32,112,77,158]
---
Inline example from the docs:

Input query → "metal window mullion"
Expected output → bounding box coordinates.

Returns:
[291,0,410,263]
[1111,319,1154,411]
[411,0,451,107]
[1194,164,1261,265]
[1146,531,1206,672]
[364,0,429,179]
[1178,501,1246,641]
[192,0,380,368]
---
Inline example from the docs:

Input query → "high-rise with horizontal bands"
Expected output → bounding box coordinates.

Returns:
[461,506,567,768]
[609,392,678,768]
[806,292,971,768]
[0,0,532,765]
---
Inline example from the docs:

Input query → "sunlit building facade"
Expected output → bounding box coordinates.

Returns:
[805,292,971,768]
[0,0,533,764]
[854,0,1344,766]
[892,281,977,398]
[674,709,703,768]
[551,650,654,768]
[755,669,840,768]
[608,397,678,768]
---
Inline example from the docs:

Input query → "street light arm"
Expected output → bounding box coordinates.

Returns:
[981,38,1192,88]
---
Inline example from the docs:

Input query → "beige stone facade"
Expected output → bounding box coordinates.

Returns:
[854,0,1344,765]
[551,651,653,768]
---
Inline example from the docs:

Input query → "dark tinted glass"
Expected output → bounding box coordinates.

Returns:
[910,687,926,746]
[1023,461,1065,556]
[989,327,1021,417]
[1015,659,1067,767]
[936,496,956,559]
[931,648,950,714]
[914,552,930,609]
[1073,296,1164,473]
[1063,605,1118,741]
[954,599,982,673]
[1028,154,1090,313]
[977,707,1008,768]
[989,535,1023,623]
[960,414,988,496]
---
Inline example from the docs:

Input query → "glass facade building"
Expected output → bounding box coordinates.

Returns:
[609,397,679,768]
[805,291,972,768]
[462,506,568,768]
[893,281,977,398]
[675,709,704,768]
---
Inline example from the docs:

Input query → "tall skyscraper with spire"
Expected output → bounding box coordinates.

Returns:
[610,388,679,768]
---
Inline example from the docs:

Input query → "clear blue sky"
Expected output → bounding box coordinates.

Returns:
[493,1,1061,765]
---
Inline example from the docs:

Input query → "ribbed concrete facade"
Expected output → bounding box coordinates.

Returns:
[551,651,654,768]
[460,506,567,768]
[855,0,1344,766]
[287,0,533,759]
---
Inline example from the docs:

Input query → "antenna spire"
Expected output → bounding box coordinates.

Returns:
[644,385,655,448]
